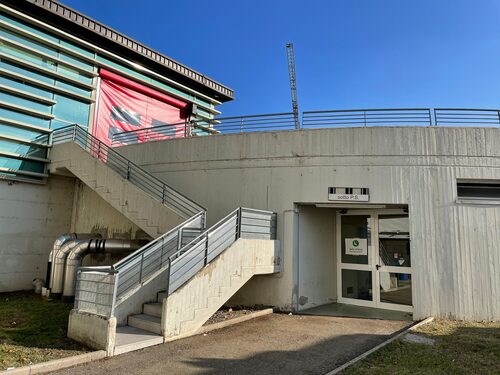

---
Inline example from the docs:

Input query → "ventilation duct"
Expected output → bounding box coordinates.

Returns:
[62,239,146,300]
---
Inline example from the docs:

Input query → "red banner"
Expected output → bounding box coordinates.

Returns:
[93,69,188,146]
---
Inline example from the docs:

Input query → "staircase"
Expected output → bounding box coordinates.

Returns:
[50,125,279,356]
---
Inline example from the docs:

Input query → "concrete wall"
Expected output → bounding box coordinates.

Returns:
[0,176,74,292]
[119,126,500,320]
[297,206,336,310]
[71,182,145,240]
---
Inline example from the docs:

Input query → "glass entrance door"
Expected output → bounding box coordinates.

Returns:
[337,210,413,312]
[375,214,412,312]
[337,213,375,307]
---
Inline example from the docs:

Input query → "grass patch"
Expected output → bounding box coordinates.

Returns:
[343,319,500,375]
[0,291,88,370]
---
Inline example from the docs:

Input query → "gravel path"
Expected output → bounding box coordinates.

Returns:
[51,314,410,375]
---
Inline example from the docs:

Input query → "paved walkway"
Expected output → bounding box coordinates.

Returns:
[51,314,410,375]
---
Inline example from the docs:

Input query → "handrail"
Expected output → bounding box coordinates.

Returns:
[51,124,206,218]
[108,108,500,147]
[51,123,207,302]
[166,207,277,296]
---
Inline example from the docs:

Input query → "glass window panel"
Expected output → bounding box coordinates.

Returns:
[0,42,57,71]
[0,91,51,112]
[379,215,411,267]
[59,40,94,58]
[0,123,44,140]
[0,108,50,128]
[341,215,371,265]
[380,272,412,306]
[52,94,90,127]
[341,269,372,301]
[0,59,55,84]
[0,13,59,43]
[0,139,46,158]
[58,52,94,71]
[0,76,53,98]
[0,155,44,173]
[0,27,58,56]
[55,80,92,97]
[56,65,93,85]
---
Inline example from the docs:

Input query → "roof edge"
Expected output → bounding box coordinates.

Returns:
[2,0,234,102]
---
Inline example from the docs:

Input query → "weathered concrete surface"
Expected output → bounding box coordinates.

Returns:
[0,176,74,292]
[49,142,186,239]
[119,127,500,321]
[51,314,409,375]
[67,310,116,356]
[162,239,279,339]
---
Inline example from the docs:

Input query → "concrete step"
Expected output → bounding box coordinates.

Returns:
[114,325,163,356]
[157,291,168,301]
[128,314,162,335]
[143,302,162,318]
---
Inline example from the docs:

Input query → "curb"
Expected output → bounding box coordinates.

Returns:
[164,308,274,343]
[324,316,435,375]
[1,309,274,373]
[1,350,107,375]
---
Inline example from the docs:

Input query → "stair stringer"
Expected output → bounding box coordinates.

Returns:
[161,238,279,340]
[49,142,186,238]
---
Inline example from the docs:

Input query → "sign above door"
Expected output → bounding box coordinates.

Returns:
[328,187,369,202]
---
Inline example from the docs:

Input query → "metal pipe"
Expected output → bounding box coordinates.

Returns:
[46,233,101,288]
[62,239,146,300]
[50,239,100,298]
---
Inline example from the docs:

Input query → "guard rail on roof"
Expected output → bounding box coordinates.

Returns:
[108,108,500,146]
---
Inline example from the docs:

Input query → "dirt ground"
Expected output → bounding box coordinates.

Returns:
[51,314,410,375]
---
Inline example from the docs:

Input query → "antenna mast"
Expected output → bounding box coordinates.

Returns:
[286,43,300,128]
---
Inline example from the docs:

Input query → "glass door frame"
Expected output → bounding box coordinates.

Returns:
[336,209,413,312]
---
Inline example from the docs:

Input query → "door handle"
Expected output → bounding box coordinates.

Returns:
[376,264,381,270]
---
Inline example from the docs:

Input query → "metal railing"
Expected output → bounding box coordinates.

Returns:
[302,108,433,128]
[110,113,297,146]
[434,108,500,126]
[72,207,276,317]
[211,113,296,133]
[108,108,500,147]
[167,207,277,295]
[113,212,204,298]
[51,124,205,219]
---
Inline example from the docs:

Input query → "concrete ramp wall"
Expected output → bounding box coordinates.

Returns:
[162,238,279,339]
[49,142,185,238]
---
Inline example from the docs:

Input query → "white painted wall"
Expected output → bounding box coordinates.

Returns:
[0,176,74,291]
[119,126,500,320]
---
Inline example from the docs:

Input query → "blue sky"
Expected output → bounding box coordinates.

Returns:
[64,0,500,117]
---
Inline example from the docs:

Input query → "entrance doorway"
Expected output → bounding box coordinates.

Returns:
[336,210,412,312]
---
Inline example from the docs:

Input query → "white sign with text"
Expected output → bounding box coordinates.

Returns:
[345,238,368,256]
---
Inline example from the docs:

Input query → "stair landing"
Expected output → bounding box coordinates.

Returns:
[114,325,163,355]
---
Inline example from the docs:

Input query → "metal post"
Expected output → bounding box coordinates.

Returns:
[240,117,244,133]
[126,161,131,180]
[204,232,209,266]
[363,111,367,127]
[166,257,171,295]
[72,124,77,141]
[236,208,242,240]
[497,110,500,126]
[97,142,101,160]
[162,185,166,204]
[177,228,183,250]
[138,253,144,283]
[159,237,164,268]
[428,109,433,127]
[433,108,438,126]
[110,272,119,318]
